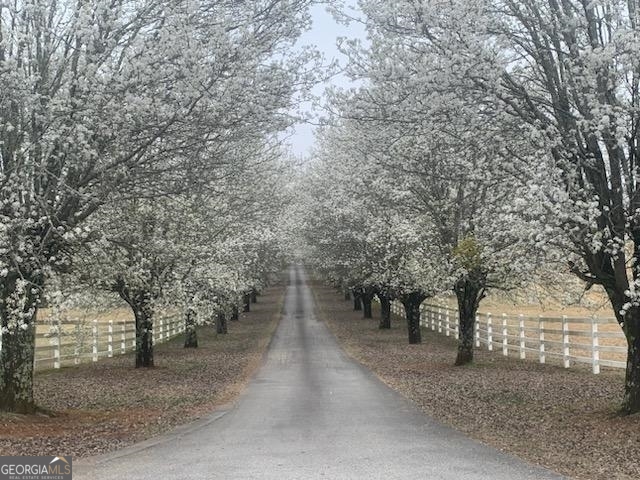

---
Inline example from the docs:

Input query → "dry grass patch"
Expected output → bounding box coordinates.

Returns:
[313,283,640,480]
[0,286,284,458]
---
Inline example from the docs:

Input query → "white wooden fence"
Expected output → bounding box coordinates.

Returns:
[388,301,627,374]
[7,314,185,371]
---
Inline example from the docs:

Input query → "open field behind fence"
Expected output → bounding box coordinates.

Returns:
[1,313,185,371]
[387,300,627,374]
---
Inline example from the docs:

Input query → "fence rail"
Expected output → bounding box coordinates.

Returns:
[1,315,185,371]
[387,300,626,374]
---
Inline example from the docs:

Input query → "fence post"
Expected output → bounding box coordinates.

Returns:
[419,305,425,327]
[445,309,450,337]
[502,313,508,356]
[92,319,98,362]
[519,314,526,359]
[591,316,600,374]
[74,323,80,365]
[562,315,570,368]
[487,313,493,351]
[108,320,113,358]
[53,320,61,369]
[539,316,545,364]
[121,323,126,354]
[437,307,442,334]
[475,314,480,347]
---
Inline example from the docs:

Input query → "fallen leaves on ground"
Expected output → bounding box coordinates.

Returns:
[314,284,640,480]
[0,286,284,458]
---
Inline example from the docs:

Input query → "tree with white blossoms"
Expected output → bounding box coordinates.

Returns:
[321,1,551,361]
[76,197,190,367]
[298,134,379,316]
[225,225,289,303]
[170,143,294,346]
[77,138,294,363]
[367,212,448,344]
[352,0,640,413]
[0,0,316,412]
[300,123,449,343]
[348,103,543,363]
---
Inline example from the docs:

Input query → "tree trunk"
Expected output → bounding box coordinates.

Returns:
[184,308,198,348]
[117,285,154,368]
[216,311,228,334]
[623,307,640,414]
[599,285,640,414]
[0,274,40,413]
[361,287,375,319]
[250,288,258,304]
[454,276,484,366]
[362,297,372,318]
[231,304,239,321]
[401,292,427,344]
[133,296,154,368]
[352,289,362,311]
[243,293,251,312]
[378,294,391,329]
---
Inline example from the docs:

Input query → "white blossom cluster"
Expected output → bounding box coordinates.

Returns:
[301,0,640,394]
[0,0,316,409]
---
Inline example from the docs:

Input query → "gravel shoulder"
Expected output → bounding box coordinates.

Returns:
[0,286,285,458]
[312,282,640,480]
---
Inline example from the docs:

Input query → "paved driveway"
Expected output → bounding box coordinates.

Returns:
[76,265,563,479]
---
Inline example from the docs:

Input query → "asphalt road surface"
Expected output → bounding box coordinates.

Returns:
[76,265,563,479]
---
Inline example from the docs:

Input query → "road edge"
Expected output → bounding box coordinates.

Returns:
[75,285,288,469]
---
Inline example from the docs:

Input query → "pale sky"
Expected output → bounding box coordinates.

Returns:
[288,2,366,157]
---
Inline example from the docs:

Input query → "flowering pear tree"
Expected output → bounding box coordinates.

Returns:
[76,197,191,367]
[0,0,315,412]
[324,0,555,364]
[298,135,380,316]
[78,138,293,360]
[373,119,543,363]
[300,122,449,343]
[352,0,640,413]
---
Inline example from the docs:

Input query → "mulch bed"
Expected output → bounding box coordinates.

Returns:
[0,286,284,458]
[313,283,640,480]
